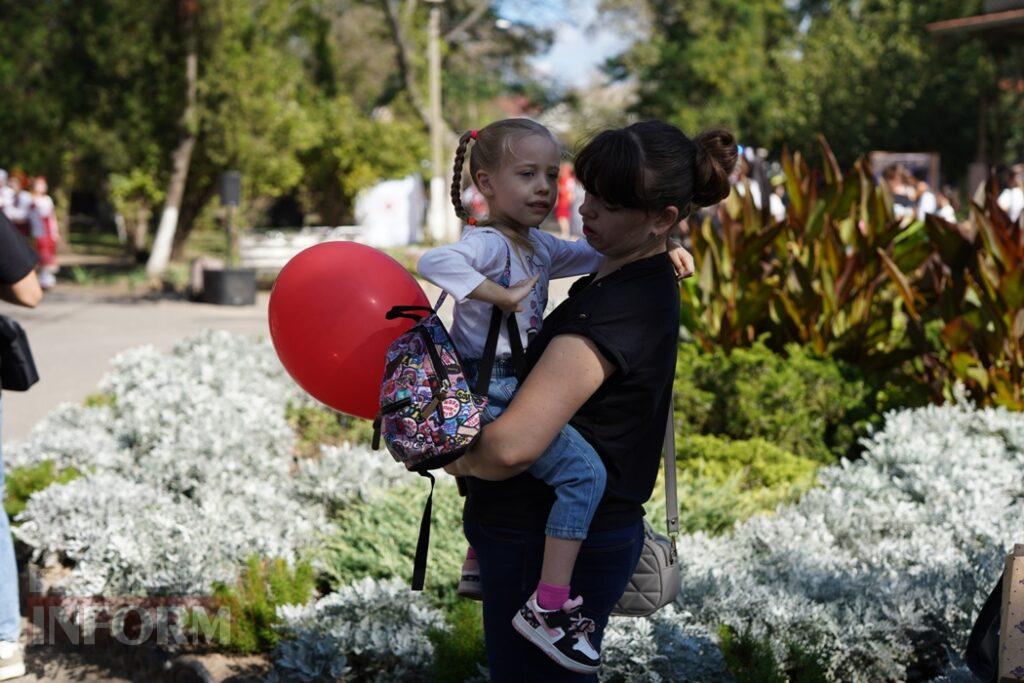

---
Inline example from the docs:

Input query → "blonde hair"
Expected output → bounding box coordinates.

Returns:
[450,118,558,255]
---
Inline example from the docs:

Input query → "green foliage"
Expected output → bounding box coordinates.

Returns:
[285,402,374,457]
[718,624,829,683]
[682,139,933,368]
[192,556,315,655]
[606,0,1000,173]
[645,435,819,535]
[298,96,428,225]
[4,461,82,520]
[429,601,487,683]
[83,392,117,409]
[920,193,1024,408]
[675,341,872,462]
[319,482,465,610]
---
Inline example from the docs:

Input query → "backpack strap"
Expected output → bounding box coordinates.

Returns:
[411,470,435,591]
[473,240,527,394]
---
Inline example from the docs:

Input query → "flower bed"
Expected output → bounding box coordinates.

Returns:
[6,332,1020,681]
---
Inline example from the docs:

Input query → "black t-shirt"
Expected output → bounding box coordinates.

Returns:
[463,252,680,531]
[0,213,36,285]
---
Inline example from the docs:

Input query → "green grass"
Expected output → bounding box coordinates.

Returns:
[188,556,316,654]
[4,461,82,520]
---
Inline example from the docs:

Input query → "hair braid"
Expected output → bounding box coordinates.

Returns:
[450,131,474,221]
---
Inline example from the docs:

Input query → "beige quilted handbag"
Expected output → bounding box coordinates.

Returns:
[611,406,680,617]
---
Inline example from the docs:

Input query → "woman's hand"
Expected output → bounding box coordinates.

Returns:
[667,240,694,280]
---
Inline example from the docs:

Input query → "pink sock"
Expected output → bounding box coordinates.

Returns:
[536,581,570,611]
[465,547,477,561]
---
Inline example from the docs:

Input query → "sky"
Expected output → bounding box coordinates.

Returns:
[500,0,632,89]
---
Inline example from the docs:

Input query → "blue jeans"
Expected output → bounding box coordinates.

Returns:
[464,360,607,540]
[0,399,20,641]
[465,518,644,681]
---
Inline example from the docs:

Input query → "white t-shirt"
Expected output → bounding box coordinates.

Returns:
[2,190,30,223]
[917,191,938,221]
[28,194,54,238]
[998,187,1024,223]
[418,226,604,360]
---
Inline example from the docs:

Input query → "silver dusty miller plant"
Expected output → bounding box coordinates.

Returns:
[9,332,393,597]
[274,577,444,682]
[671,396,1024,682]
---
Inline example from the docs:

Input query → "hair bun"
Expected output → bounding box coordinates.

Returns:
[692,127,738,208]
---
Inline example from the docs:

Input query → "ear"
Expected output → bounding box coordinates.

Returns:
[651,205,680,237]
[476,169,495,198]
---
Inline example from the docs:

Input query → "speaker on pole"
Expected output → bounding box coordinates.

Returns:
[220,170,242,207]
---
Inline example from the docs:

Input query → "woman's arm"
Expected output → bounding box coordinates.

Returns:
[0,270,42,308]
[446,334,615,480]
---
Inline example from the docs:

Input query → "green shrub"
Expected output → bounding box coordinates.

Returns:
[645,435,819,535]
[429,601,487,683]
[319,482,466,609]
[675,341,873,462]
[191,556,315,654]
[718,624,828,683]
[4,461,82,520]
[83,392,116,408]
[285,402,374,457]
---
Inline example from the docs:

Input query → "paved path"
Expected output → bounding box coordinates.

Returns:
[2,277,577,443]
[2,288,271,443]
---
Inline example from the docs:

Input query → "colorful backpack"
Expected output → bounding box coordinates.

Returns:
[372,245,523,590]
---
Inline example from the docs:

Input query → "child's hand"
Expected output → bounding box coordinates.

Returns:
[667,240,694,280]
[500,274,540,312]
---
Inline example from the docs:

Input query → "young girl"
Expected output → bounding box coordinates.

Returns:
[27,177,60,290]
[418,118,688,673]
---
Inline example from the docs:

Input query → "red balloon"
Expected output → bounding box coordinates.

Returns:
[268,242,429,420]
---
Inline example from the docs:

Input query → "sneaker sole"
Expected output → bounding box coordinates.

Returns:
[457,576,483,600]
[0,662,25,681]
[511,611,599,674]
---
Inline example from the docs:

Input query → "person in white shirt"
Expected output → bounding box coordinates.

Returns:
[417,118,691,673]
[0,170,9,211]
[1,177,30,237]
[915,178,938,222]
[997,166,1024,223]
[27,177,60,289]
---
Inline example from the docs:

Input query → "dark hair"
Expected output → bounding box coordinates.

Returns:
[573,121,737,217]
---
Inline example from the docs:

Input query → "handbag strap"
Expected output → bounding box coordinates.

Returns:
[663,398,679,536]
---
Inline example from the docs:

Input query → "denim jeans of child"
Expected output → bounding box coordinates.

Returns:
[464,360,607,540]
[0,398,21,642]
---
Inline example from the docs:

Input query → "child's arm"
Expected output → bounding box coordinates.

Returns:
[541,233,604,279]
[466,275,540,312]
[417,234,538,311]
[540,232,694,279]
[667,237,694,279]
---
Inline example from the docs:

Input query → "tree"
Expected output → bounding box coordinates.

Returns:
[601,0,1003,178]
[148,0,199,276]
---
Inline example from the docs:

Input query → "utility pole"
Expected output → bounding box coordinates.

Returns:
[425,0,447,243]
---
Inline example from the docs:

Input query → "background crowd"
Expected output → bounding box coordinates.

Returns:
[0,171,60,290]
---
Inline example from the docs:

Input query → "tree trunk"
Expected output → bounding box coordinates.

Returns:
[147,36,198,277]
[171,174,218,260]
[379,0,456,144]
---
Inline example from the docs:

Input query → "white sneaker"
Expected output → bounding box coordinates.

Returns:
[0,641,25,681]
[511,592,600,674]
